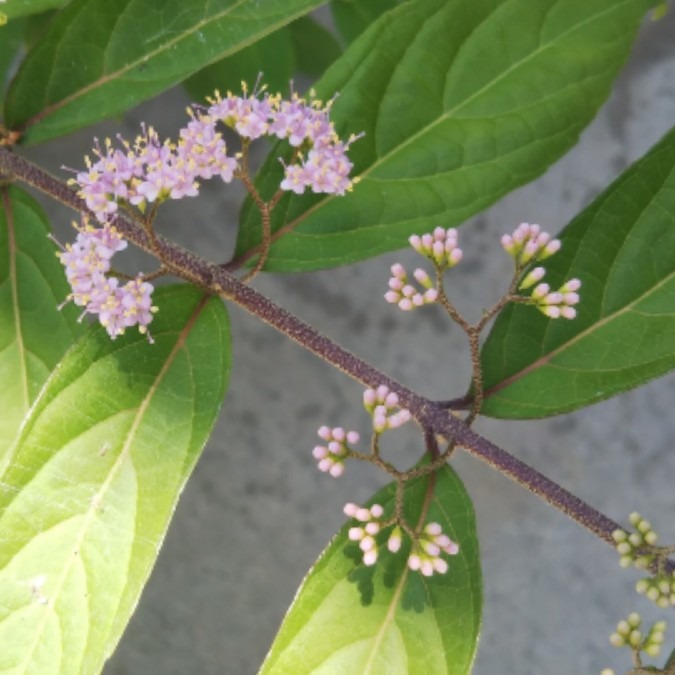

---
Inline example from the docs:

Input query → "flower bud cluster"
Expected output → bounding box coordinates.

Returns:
[344,502,386,566]
[384,263,438,310]
[343,504,459,575]
[407,522,460,576]
[501,223,581,319]
[57,222,156,340]
[609,612,666,658]
[529,278,581,319]
[613,512,659,569]
[613,513,675,608]
[501,222,560,266]
[636,573,675,608]
[409,227,463,270]
[363,385,411,432]
[72,87,360,223]
[312,426,359,478]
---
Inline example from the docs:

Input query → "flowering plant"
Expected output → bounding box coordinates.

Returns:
[0,1,674,674]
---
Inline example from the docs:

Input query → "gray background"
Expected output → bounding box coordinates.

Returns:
[21,8,675,675]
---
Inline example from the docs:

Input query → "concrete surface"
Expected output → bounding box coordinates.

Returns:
[19,8,675,675]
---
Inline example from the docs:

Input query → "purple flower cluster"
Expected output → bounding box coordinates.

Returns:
[72,88,360,223]
[208,89,361,196]
[75,124,237,222]
[57,223,155,340]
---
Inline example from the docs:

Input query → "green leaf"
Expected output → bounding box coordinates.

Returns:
[0,285,231,673]
[260,465,481,675]
[331,0,398,44]
[0,19,25,106]
[1,0,69,21]
[4,0,327,145]
[184,26,296,103]
[236,0,648,272]
[0,186,84,461]
[289,16,342,77]
[480,126,675,418]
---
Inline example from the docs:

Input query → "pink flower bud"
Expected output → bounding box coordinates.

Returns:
[532,283,550,300]
[384,392,399,407]
[327,441,342,455]
[448,248,463,266]
[355,508,371,522]
[365,522,380,535]
[409,234,422,251]
[419,561,433,577]
[329,463,344,477]
[408,554,421,571]
[562,278,581,292]
[349,527,364,541]
[370,504,384,518]
[312,445,328,459]
[390,263,406,279]
[422,541,440,556]
[388,528,402,553]
[363,550,378,566]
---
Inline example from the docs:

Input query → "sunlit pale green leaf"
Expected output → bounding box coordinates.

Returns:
[260,465,481,675]
[0,186,84,462]
[480,125,675,418]
[0,285,231,673]
[4,0,326,144]
[236,0,648,272]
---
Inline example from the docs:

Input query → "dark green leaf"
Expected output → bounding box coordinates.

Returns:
[4,0,326,145]
[0,186,84,462]
[0,19,25,106]
[184,26,295,103]
[289,16,342,77]
[0,285,231,671]
[261,465,481,674]
[480,126,675,418]
[331,0,398,44]
[1,0,69,21]
[236,0,648,272]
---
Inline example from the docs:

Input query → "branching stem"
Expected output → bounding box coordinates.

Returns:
[1,147,671,570]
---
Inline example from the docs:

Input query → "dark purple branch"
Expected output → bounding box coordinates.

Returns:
[0,147,653,556]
